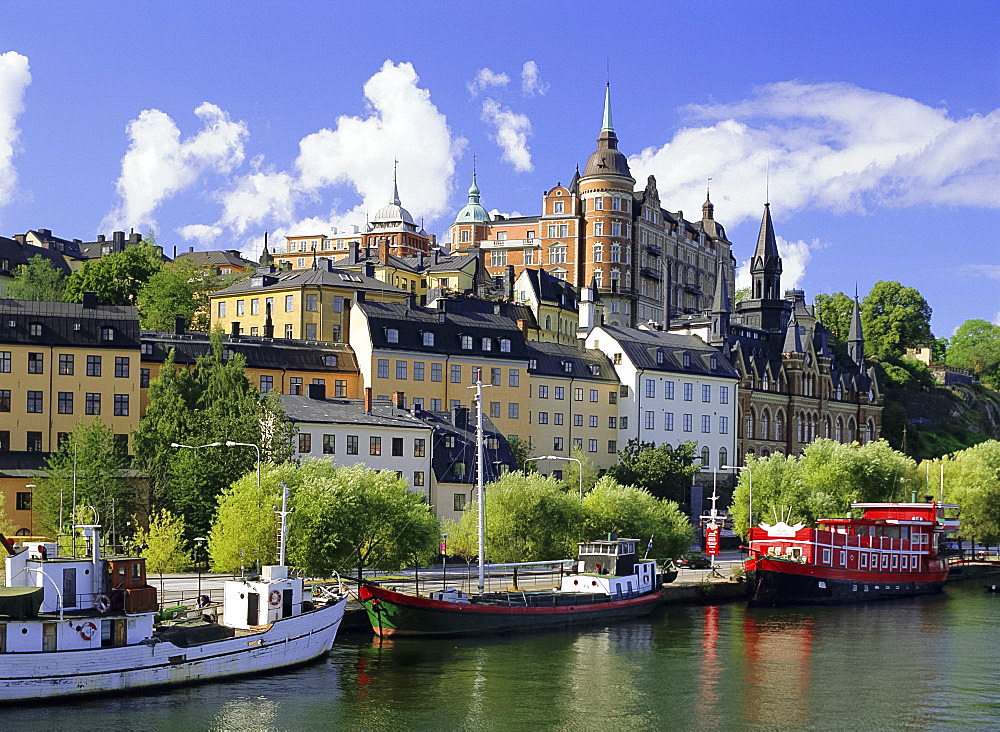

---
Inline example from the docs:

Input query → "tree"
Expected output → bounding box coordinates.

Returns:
[507,436,532,472]
[136,257,216,331]
[64,240,163,305]
[734,286,750,303]
[582,476,693,559]
[606,439,699,509]
[452,471,584,563]
[33,419,134,545]
[861,281,933,359]
[947,319,1000,389]
[937,442,1000,549]
[287,462,439,578]
[4,254,66,301]
[813,292,854,343]
[132,508,189,606]
[558,445,600,499]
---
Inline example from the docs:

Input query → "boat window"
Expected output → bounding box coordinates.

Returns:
[861,553,868,568]
[891,555,899,570]
[881,554,889,569]
[871,552,877,567]
[900,526,910,540]
[822,548,831,564]
[839,550,846,566]
[911,555,918,570]
[902,555,908,569]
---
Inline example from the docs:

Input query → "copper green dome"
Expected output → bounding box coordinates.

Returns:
[454,172,491,224]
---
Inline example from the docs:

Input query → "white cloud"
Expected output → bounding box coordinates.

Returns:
[0,51,31,213]
[629,81,1000,230]
[481,98,533,173]
[467,67,510,97]
[104,102,248,232]
[960,264,1000,281]
[488,208,523,220]
[177,223,223,246]
[520,61,549,97]
[735,235,819,291]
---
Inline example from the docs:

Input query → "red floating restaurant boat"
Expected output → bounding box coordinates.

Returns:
[745,501,960,606]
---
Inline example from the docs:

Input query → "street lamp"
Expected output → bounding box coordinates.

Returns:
[722,464,753,529]
[525,455,583,503]
[194,536,206,602]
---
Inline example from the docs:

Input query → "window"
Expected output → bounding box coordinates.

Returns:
[378,359,389,378]
[218,301,226,318]
[431,363,443,382]
[490,402,501,418]
[305,323,317,340]
[347,435,359,455]
[28,352,43,374]
[414,438,426,457]
[331,325,342,342]
[15,491,31,511]
[702,384,711,402]
[589,415,598,428]
[26,431,42,452]
[392,437,403,457]
[645,379,656,398]
[370,437,382,456]
[683,383,693,401]
[665,381,674,400]
[555,387,564,400]
[29,322,42,336]
[387,328,399,343]
[85,392,100,415]
[260,375,273,393]
[644,411,654,429]
[285,295,294,312]
[665,412,674,431]
[396,361,407,379]
[719,448,728,468]
[554,412,564,425]
[251,298,259,315]
[112,394,129,417]
[589,389,598,402]
[588,439,598,452]
[720,416,729,434]
[461,335,473,350]
[683,414,693,432]
[284,323,293,339]
[701,446,710,468]
[500,338,511,353]
[305,294,318,312]
[431,399,442,411]
[323,434,336,454]
[332,296,343,313]
[101,327,115,342]
[609,391,617,404]
[491,368,501,386]
[574,388,583,401]
[289,377,303,395]
[594,222,604,236]
[413,471,425,487]
[609,416,617,429]
[538,412,549,424]
[58,392,73,414]
[701,415,711,433]
[329,379,345,398]
[574,413,584,427]
[0,390,9,412]
[595,197,604,211]
[559,224,568,237]
[0,351,9,372]
[295,433,310,453]
[114,357,129,378]
[454,493,467,511]
[621,416,628,429]
[563,361,572,373]
[235,299,246,317]
[720,386,729,404]
[27,391,43,413]
[508,403,519,419]
[553,437,564,451]
[59,354,74,375]
[423,332,435,347]
[450,365,462,383]
[538,385,548,399]
[413,362,425,381]
[509,369,519,387]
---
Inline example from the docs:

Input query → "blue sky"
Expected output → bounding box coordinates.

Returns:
[0,2,997,337]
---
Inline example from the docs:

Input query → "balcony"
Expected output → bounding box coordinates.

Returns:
[640,267,662,280]
[483,238,539,248]
[645,243,662,257]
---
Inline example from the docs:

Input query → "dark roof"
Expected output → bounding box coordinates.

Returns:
[211,264,400,297]
[0,300,140,348]
[357,299,531,359]
[521,268,578,309]
[0,237,71,276]
[280,395,429,430]
[329,249,478,276]
[177,250,256,270]
[421,409,515,486]
[140,331,358,373]
[599,324,739,379]
[526,341,617,382]
[0,452,50,476]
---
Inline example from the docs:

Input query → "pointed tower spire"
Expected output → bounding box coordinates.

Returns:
[702,178,715,221]
[782,307,804,354]
[602,82,614,132]
[710,259,731,345]
[259,231,273,266]
[848,286,865,368]
[392,159,401,205]
[750,203,782,302]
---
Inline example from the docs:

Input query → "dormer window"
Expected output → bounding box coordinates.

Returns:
[710,355,718,370]
[529,359,537,369]
[101,327,115,342]
[656,350,664,365]
[422,332,434,347]
[563,361,572,373]
[323,355,338,367]
[500,338,511,353]
[141,343,153,356]
[590,364,600,376]
[481,337,492,351]
[461,335,473,350]
[682,353,691,368]
[29,323,42,336]
[386,328,399,343]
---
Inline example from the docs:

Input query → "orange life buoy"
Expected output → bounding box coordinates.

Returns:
[268,589,281,607]
[80,621,98,641]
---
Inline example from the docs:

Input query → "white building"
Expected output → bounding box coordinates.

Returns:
[585,324,739,471]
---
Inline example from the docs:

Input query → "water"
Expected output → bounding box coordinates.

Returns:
[5,583,1000,730]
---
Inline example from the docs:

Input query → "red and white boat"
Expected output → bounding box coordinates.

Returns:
[745,501,960,605]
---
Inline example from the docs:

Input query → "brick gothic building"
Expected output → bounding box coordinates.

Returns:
[708,203,882,462]
[451,85,735,329]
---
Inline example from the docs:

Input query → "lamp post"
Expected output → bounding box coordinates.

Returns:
[722,464,753,530]
[525,455,584,503]
[194,536,206,601]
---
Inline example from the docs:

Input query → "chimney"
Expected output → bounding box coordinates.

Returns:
[170,315,183,335]
[363,261,376,279]
[451,406,469,431]
[173,245,177,260]
[113,231,125,249]
[417,251,424,268]
[364,387,372,415]
[81,291,97,309]
[97,234,105,243]
[189,246,194,253]
[264,301,274,338]
[349,240,359,264]
[231,321,240,337]
[356,290,366,303]
[433,248,440,265]
[378,236,389,263]
[308,382,326,400]
[517,318,529,334]
[493,304,501,315]
[392,391,405,409]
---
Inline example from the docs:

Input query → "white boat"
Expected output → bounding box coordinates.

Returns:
[0,521,347,702]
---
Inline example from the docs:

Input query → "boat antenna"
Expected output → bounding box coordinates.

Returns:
[475,368,486,595]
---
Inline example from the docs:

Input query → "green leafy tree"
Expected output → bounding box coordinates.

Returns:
[33,419,134,546]
[734,286,750,303]
[606,439,699,509]
[558,445,600,499]
[938,441,1000,549]
[582,476,693,559]
[946,319,1000,389]
[861,280,933,359]
[4,254,67,301]
[65,239,163,305]
[452,471,584,563]
[440,517,479,567]
[287,462,439,578]
[132,508,189,605]
[136,257,216,331]
[507,436,532,472]
[814,292,855,343]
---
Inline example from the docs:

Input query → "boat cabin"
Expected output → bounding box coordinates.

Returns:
[222,565,305,629]
[577,538,641,576]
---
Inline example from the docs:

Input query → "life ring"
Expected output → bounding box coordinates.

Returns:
[268,589,281,607]
[79,621,98,641]
[94,594,111,614]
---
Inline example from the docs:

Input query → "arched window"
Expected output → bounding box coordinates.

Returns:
[762,373,769,391]
[593,243,603,263]
[719,447,728,469]
[760,449,769,458]
[836,417,843,442]
[761,410,770,441]
[545,315,551,330]
[797,413,805,443]
[847,418,856,443]
[701,446,711,468]
[775,411,784,441]
[865,419,874,443]
[746,409,755,440]
[824,417,831,439]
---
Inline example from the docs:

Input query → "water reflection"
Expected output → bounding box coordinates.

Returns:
[740,611,813,728]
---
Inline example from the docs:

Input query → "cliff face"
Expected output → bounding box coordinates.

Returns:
[880,361,1000,459]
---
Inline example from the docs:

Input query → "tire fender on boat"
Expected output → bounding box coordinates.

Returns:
[79,621,98,641]
[94,594,111,614]
[268,589,281,607]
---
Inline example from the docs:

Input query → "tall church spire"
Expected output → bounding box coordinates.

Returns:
[391,159,401,205]
[750,203,782,301]
[848,287,865,368]
[602,82,614,132]
[710,259,731,345]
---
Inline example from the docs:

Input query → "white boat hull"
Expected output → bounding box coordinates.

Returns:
[0,598,347,702]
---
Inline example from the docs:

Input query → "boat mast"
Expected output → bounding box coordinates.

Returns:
[476,369,486,594]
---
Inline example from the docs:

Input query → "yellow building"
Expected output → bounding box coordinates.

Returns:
[513,268,582,345]
[525,342,621,472]
[0,297,141,455]
[208,262,404,343]
[350,296,532,442]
